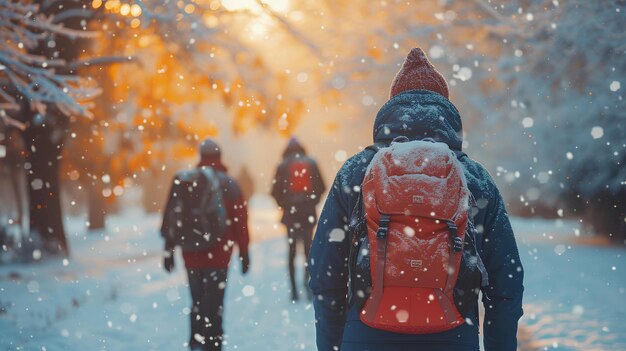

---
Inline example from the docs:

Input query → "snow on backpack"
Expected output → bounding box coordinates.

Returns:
[165,167,227,251]
[355,138,488,334]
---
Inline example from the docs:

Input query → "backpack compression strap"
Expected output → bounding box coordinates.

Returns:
[198,167,218,211]
[362,213,391,323]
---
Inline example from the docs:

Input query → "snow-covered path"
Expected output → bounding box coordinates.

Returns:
[1,206,625,350]
[514,218,626,351]
[0,206,316,350]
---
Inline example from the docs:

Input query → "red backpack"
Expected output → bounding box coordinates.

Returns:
[357,138,486,334]
[288,160,314,193]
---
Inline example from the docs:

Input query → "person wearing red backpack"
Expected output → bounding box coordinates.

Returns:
[272,137,326,302]
[161,139,250,351]
[308,48,524,351]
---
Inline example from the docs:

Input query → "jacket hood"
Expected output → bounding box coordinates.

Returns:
[373,89,463,151]
[283,137,306,158]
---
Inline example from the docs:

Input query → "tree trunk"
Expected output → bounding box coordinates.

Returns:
[17,0,94,256]
[88,182,106,231]
[142,171,168,213]
[5,130,28,236]
[22,124,68,256]
[9,161,28,237]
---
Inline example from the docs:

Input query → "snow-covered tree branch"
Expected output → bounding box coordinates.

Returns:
[0,0,98,117]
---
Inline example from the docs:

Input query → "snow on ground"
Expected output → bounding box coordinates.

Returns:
[0,202,314,351]
[513,217,626,351]
[0,200,625,351]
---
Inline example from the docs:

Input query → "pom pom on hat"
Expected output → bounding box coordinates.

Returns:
[389,48,449,99]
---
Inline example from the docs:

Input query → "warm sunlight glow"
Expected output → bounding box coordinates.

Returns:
[264,0,289,12]
[120,3,130,16]
[130,18,141,28]
[130,4,142,17]
[221,0,289,13]
[203,14,220,28]
[248,20,268,37]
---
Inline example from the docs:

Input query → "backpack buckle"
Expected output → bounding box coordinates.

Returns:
[446,220,463,252]
[446,220,457,236]
[453,237,463,252]
[377,215,391,239]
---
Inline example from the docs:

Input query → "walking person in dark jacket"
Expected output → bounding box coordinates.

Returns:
[308,48,524,351]
[271,137,326,301]
[161,139,250,351]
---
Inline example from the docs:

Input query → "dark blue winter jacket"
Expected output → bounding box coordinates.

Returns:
[308,90,524,351]
[271,139,326,228]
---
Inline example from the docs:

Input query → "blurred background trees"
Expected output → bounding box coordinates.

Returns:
[1,0,97,256]
[1,0,624,260]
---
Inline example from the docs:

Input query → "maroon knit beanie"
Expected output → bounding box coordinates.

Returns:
[389,48,449,99]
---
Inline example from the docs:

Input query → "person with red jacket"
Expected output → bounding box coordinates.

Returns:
[161,139,250,351]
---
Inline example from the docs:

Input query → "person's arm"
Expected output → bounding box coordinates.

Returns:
[480,185,524,351]
[226,180,250,274]
[161,178,178,272]
[271,164,285,208]
[308,174,351,351]
[311,161,327,204]
[160,179,175,240]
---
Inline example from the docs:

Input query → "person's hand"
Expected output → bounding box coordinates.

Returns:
[240,253,250,275]
[163,249,175,273]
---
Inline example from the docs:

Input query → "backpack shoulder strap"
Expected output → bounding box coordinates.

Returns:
[453,149,467,160]
[349,142,386,226]
[365,141,388,153]
[465,184,490,288]
[347,142,387,304]
[449,150,489,287]
[197,167,223,209]
[198,167,220,189]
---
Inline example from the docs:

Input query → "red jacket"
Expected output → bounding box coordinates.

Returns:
[171,160,250,269]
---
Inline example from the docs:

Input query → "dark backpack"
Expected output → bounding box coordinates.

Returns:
[164,167,227,251]
[348,139,489,334]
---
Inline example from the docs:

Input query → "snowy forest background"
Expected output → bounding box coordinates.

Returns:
[0,0,624,350]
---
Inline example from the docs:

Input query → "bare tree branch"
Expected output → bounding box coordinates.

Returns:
[255,0,322,57]
[66,56,137,70]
